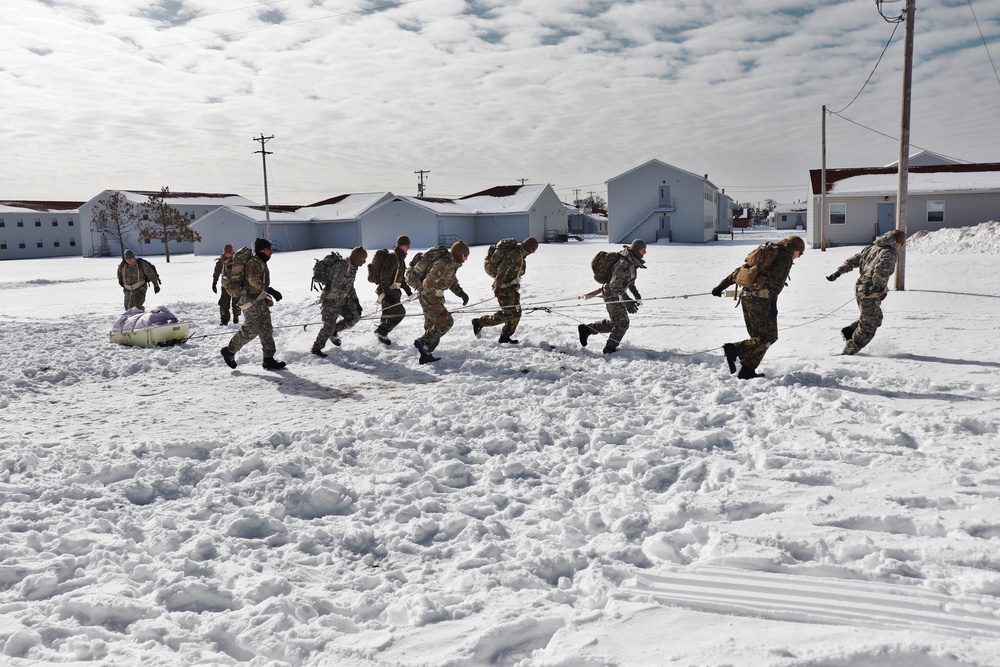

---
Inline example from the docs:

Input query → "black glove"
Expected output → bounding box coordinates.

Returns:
[458,291,469,306]
[826,273,838,282]
[402,284,413,298]
[629,286,642,301]
[352,295,362,313]
[153,284,161,294]
[624,299,639,314]
[212,284,218,294]
[711,286,723,297]
[266,287,282,301]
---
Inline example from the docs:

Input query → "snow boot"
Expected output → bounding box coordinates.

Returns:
[262,356,286,370]
[578,324,594,347]
[375,331,391,346]
[737,365,765,380]
[221,346,237,369]
[498,334,519,344]
[841,325,856,342]
[330,333,341,346]
[414,338,440,364]
[602,340,618,355]
[311,348,328,358]
[723,343,738,374]
[472,318,483,338]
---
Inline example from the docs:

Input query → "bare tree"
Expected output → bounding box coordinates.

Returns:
[91,191,141,260]
[764,199,778,212]
[576,194,607,212]
[138,187,201,263]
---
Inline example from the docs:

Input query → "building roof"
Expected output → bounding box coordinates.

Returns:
[98,190,256,207]
[0,200,84,213]
[606,159,717,189]
[457,184,550,215]
[810,163,1000,196]
[298,192,393,221]
[883,149,965,168]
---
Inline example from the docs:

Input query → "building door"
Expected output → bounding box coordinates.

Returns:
[877,203,895,235]
[659,186,671,208]
[657,215,671,242]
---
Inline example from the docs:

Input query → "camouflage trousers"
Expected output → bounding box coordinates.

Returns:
[478,286,521,337]
[313,297,362,349]
[227,301,275,358]
[218,290,239,325]
[418,293,454,353]
[123,285,147,311]
[585,297,629,346]
[375,289,406,336]
[843,291,885,355]
[733,296,778,370]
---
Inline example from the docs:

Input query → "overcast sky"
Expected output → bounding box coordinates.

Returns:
[3,0,999,208]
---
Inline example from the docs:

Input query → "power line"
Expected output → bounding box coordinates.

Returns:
[829,21,901,115]
[966,0,1000,89]
[827,110,972,164]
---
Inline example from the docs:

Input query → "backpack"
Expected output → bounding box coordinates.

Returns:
[222,246,253,299]
[591,250,620,284]
[312,252,345,292]
[733,242,781,290]
[405,245,449,289]
[367,248,390,284]
[484,238,518,278]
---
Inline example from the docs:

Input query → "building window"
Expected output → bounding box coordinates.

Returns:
[829,203,846,225]
[19,241,26,249]
[0,242,6,250]
[52,218,59,227]
[144,238,151,244]
[68,218,75,226]
[927,200,944,223]
[70,238,76,247]
[54,239,60,247]
[35,218,42,227]
[17,219,24,227]
[0,219,4,228]
[37,241,44,248]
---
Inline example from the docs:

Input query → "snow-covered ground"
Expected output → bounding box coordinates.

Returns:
[2,225,999,667]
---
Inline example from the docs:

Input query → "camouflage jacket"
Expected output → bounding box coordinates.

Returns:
[117,258,159,290]
[422,252,466,299]
[377,247,407,292]
[212,254,227,288]
[244,254,271,305]
[492,244,529,290]
[603,249,644,300]
[831,231,899,297]
[322,255,360,302]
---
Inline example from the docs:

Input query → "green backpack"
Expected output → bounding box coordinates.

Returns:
[311,252,345,292]
[484,238,518,278]
[733,242,780,291]
[405,246,449,290]
[222,247,253,299]
[591,250,620,284]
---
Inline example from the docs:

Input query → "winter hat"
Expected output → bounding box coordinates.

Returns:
[396,235,411,248]
[123,249,136,260]
[349,246,368,267]
[254,238,272,253]
[629,239,647,253]
[223,243,234,255]
[522,236,539,253]
[450,240,470,262]
[889,229,906,245]
[785,236,806,253]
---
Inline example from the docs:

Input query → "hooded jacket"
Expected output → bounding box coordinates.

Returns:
[830,231,900,298]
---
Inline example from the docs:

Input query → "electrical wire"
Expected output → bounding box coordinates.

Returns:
[966,0,1000,89]
[829,21,900,115]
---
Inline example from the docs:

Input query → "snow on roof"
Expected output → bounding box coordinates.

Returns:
[456,184,548,214]
[115,190,256,207]
[0,200,84,213]
[298,192,391,220]
[830,171,1000,196]
[883,149,964,168]
[215,206,310,223]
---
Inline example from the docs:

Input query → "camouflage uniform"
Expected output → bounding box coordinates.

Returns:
[715,238,798,373]
[117,257,160,311]
[227,254,277,358]
[583,249,645,350]
[212,253,239,325]
[418,251,468,353]
[477,243,531,338]
[374,247,411,339]
[828,231,901,355]
[312,254,362,351]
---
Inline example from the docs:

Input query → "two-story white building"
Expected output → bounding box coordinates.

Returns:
[0,201,84,260]
[606,159,723,244]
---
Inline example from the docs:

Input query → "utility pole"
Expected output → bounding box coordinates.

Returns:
[414,170,430,197]
[894,0,915,291]
[517,178,528,185]
[573,188,581,207]
[820,105,827,251]
[253,134,274,241]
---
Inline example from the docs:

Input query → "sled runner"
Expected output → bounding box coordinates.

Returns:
[109,306,190,348]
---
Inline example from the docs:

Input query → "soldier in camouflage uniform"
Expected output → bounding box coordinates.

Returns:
[312,246,367,356]
[473,236,539,344]
[827,229,905,355]
[117,249,161,311]
[221,238,286,370]
[578,239,646,354]
[211,243,240,326]
[373,235,413,346]
[413,240,471,364]
[712,235,804,379]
